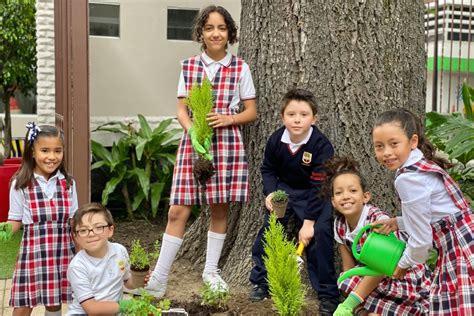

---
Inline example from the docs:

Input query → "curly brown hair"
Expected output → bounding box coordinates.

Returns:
[323,156,369,198]
[192,5,238,51]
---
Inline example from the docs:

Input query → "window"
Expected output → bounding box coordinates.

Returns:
[167,8,199,41]
[89,3,120,37]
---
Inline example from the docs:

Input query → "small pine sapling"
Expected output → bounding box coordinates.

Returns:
[263,213,305,316]
[186,78,216,187]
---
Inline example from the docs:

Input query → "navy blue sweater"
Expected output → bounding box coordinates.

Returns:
[261,126,334,220]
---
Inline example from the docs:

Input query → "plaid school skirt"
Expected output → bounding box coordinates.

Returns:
[10,221,74,307]
[430,209,474,316]
[170,121,248,205]
[339,263,431,315]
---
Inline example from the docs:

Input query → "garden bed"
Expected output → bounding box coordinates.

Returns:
[112,220,321,315]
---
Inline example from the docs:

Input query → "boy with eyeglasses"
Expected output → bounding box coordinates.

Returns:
[66,203,136,315]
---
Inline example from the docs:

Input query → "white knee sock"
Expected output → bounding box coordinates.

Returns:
[44,310,61,316]
[204,231,226,274]
[152,233,183,283]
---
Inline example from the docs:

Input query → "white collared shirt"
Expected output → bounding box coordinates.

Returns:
[395,148,460,268]
[334,204,390,244]
[281,127,313,153]
[8,171,78,224]
[67,242,131,315]
[177,52,256,110]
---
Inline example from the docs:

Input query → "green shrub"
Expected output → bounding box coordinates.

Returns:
[200,282,230,309]
[426,79,474,204]
[91,115,181,219]
[129,239,160,271]
[263,214,305,316]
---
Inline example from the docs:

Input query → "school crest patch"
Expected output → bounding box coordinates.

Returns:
[302,151,312,165]
[118,259,126,272]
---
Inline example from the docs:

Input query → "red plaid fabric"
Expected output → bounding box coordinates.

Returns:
[397,158,474,315]
[10,178,74,308]
[336,205,431,315]
[171,55,248,205]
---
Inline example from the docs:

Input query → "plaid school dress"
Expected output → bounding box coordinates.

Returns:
[397,158,474,316]
[10,178,74,307]
[170,55,249,205]
[336,204,431,315]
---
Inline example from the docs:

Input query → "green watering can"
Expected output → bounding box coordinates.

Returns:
[337,224,406,283]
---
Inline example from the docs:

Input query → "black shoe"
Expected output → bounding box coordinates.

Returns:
[249,284,269,302]
[319,297,340,315]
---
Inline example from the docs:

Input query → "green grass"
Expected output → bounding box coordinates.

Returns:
[0,232,21,279]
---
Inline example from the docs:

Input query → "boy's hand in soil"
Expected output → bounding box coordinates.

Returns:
[0,222,13,241]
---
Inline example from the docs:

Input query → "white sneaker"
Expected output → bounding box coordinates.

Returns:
[144,274,167,298]
[202,270,229,292]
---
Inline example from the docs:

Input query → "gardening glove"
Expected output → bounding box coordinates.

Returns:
[188,127,206,155]
[0,222,13,242]
[334,292,363,316]
[202,135,213,161]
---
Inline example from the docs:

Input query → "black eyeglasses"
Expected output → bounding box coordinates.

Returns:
[75,225,110,237]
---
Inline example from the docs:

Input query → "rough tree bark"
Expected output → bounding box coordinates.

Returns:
[179,0,426,286]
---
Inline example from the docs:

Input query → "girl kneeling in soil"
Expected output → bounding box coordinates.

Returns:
[325,157,431,316]
[145,5,257,297]
[0,124,77,316]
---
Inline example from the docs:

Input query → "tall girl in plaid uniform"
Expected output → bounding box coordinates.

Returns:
[372,108,474,315]
[325,157,431,316]
[146,5,256,297]
[0,124,77,316]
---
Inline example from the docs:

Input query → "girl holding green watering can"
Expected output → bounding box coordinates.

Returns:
[325,157,431,315]
[372,108,474,316]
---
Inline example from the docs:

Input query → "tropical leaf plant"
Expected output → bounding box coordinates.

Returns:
[91,115,181,219]
[426,79,474,204]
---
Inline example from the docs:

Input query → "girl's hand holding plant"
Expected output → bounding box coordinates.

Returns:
[0,222,13,241]
[207,112,235,128]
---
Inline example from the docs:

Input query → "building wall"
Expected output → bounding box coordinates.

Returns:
[89,0,240,128]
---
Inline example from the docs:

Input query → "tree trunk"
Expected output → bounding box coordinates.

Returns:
[179,0,426,286]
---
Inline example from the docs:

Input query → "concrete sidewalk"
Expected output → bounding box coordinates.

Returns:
[0,279,68,315]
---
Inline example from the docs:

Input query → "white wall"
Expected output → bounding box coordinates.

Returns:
[89,0,241,123]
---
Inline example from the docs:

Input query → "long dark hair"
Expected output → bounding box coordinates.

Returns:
[323,156,368,198]
[192,5,238,51]
[14,125,73,190]
[373,108,452,170]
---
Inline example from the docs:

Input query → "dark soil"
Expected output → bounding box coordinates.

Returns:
[112,220,322,315]
[193,157,216,187]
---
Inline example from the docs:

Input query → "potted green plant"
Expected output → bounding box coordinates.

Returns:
[0,1,37,160]
[200,282,230,312]
[129,239,160,289]
[263,213,305,316]
[271,190,289,218]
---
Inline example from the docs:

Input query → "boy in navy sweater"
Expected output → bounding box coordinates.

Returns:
[249,89,339,315]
